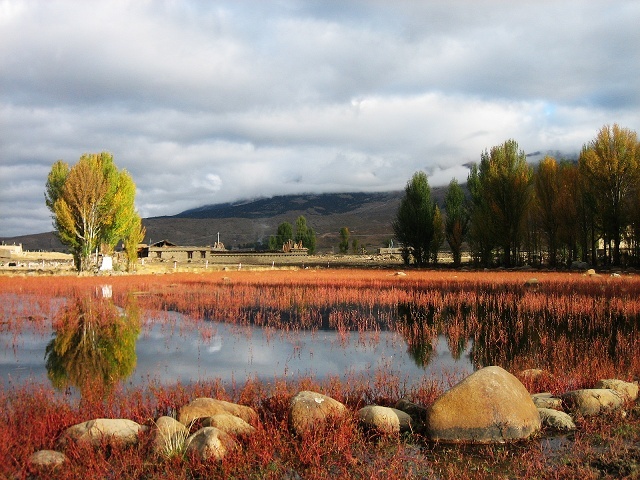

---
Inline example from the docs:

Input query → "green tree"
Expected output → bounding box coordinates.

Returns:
[579,124,640,265]
[430,205,444,264]
[444,179,469,267]
[392,171,436,266]
[295,215,317,254]
[467,164,495,266]
[476,140,533,267]
[269,221,294,250]
[45,152,143,271]
[339,227,350,254]
[533,156,561,266]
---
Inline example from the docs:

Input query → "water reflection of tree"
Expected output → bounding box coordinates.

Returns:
[45,294,140,398]
[396,303,439,367]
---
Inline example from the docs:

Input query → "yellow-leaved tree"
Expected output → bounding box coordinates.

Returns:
[45,152,145,271]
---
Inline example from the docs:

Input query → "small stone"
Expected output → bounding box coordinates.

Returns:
[358,405,413,434]
[179,398,258,426]
[185,426,237,461]
[561,389,624,416]
[153,416,189,456]
[58,418,146,447]
[28,450,68,468]
[538,408,576,431]
[594,379,639,402]
[531,393,562,409]
[203,413,256,437]
[394,398,428,424]
[288,390,346,435]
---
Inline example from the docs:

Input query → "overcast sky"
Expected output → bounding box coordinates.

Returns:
[2,1,639,237]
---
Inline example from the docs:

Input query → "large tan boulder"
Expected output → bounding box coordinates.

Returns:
[288,390,346,435]
[153,416,189,457]
[594,379,639,402]
[58,418,146,447]
[202,413,256,437]
[425,366,541,443]
[185,426,237,461]
[358,405,412,434]
[561,389,624,416]
[179,398,258,426]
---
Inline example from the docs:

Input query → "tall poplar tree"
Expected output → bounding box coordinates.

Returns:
[476,139,533,267]
[393,171,435,266]
[45,152,143,271]
[579,124,640,265]
[444,179,469,267]
[534,156,561,266]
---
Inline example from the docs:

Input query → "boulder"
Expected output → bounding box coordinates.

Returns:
[203,413,256,437]
[531,393,562,409]
[58,418,146,447]
[185,426,237,461]
[537,408,576,431]
[561,389,625,416]
[594,379,639,402]
[394,398,428,424]
[28,450,68,468]
[425,366,541,443]
[179,398,258,426]
[358,405,412,434]
[288,390,346,435]
[153,416,189,457]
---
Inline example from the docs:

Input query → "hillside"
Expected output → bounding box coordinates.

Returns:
[1,188,449,253]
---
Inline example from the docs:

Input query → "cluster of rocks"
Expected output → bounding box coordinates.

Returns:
[28,366,639,470]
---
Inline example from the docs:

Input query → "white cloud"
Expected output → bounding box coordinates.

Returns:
[1,0,640,237]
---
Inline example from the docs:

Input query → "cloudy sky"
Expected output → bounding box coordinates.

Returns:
[2,1,639,237]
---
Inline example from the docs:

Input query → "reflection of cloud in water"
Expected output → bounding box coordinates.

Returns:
[1,309,475,389]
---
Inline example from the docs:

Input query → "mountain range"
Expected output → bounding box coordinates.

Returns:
[2,189,451,253]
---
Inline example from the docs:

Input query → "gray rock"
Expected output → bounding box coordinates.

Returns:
[394,398,428,424]
[571,261,589,270]
[28,450,68,468]
[561,389,624,416]
[538,408,576,431]
[531,392,562,409]
[288,390,346,436]
[358,405,413,434]
[594,379,639,402]
[425,366,541,443]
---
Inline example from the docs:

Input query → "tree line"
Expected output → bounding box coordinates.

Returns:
[394,124,640,268]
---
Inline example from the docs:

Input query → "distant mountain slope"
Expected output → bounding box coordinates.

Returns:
[2,188,450,252]
[149,191,408,250]
[175,191,404,219]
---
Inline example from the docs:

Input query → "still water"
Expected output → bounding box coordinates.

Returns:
[0,307,474,394]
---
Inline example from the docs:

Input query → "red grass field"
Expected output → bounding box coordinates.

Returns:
[1,269,639,478]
